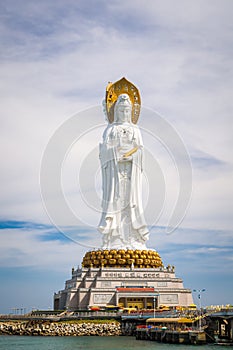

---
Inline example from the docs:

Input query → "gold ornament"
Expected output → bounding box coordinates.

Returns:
[82,249,163,268]
[105,77,141,124]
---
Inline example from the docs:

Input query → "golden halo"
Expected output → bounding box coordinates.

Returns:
[105,77,141,124]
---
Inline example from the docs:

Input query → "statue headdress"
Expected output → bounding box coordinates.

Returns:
[105,77,141,124]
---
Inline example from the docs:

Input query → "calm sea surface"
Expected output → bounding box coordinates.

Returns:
[0,336,225,350]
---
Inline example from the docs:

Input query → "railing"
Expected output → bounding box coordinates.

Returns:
[0,310,119,320]
[68,311,118,317]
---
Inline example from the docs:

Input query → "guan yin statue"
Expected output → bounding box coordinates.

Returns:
[53,79,194,311]
[98,78,149,250]
[81,78,163,269]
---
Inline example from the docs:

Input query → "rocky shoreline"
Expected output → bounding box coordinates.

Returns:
[0,320,122,336]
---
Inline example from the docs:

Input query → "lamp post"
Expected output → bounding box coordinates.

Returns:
[148,292,159,319]
[153,295,156,319]
[153,293,160,319]
[193,289,206,331]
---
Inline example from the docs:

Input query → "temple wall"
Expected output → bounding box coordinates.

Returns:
[55,266,193,310]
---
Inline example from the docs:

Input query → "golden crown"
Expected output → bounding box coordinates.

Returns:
[105,77,141,124]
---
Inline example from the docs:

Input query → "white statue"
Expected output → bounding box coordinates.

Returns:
[98,79,149,250]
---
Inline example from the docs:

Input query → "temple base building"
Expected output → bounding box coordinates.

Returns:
[54,249,193,310]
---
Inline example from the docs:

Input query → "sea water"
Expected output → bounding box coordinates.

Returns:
[0,336,224,350]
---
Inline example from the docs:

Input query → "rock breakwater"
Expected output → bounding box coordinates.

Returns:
[0,320,122,336]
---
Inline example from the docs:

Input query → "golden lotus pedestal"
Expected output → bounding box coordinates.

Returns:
[82,249,163,269]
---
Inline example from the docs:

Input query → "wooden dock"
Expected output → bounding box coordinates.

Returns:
[135,327,206,344]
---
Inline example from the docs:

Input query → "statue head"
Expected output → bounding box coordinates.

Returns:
[114,94,132,123]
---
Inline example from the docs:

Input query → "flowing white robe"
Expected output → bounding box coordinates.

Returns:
[98,122,149,250]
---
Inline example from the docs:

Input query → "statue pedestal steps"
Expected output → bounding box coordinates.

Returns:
[54,249,193,310]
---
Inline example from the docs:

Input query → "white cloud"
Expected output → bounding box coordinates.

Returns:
[0,223,232,279]
[0,227,91,271]
[0,0,232,246]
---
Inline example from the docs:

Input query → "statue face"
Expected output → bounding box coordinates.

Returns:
[116,105,132,123]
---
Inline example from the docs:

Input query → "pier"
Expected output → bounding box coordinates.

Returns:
[134,316,206,344]
[136,327,206,344]
[1,306,233,344]
[207,309,233,344]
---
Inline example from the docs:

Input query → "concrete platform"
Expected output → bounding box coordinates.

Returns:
[54,264,193,310]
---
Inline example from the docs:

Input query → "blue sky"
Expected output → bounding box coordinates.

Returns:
[0,0,233,313]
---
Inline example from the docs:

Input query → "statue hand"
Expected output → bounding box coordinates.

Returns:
[120,155,132,161]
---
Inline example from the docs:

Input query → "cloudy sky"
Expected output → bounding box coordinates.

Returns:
[1,0,233,314]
